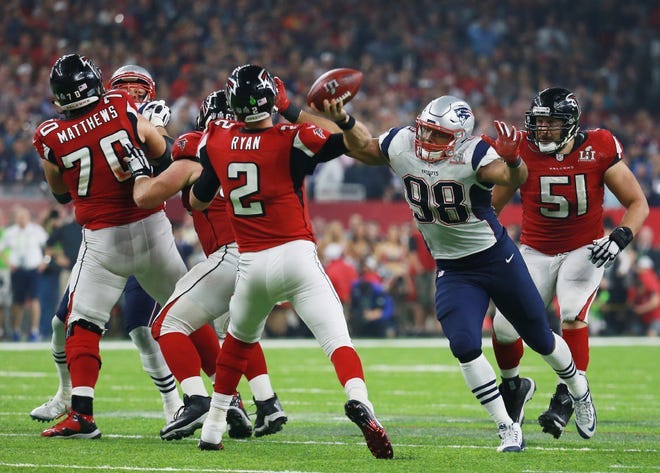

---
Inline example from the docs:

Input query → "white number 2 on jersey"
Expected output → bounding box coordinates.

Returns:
[227,162,264,216]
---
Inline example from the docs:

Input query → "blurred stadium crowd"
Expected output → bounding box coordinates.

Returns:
[1,0,659,339]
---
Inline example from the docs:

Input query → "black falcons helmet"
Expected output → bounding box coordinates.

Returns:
[525,87,581,154]
[195,90,234,131]
[50,54,104,118]
[225,64,277,123]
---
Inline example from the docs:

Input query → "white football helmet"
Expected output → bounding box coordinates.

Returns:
[415,96,475,162]
[109,64,156,104]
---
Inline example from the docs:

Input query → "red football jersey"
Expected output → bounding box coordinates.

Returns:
[172,130,234,256]
[518,129,622,254]
[199,120,334,252]
[33,90,161,229]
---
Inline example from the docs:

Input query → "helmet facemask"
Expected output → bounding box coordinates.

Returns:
[414,120,464,162]
[414,96,474,163]
[109,65,156,104]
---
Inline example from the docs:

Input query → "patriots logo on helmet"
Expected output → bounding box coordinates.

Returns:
[453,105,472,125]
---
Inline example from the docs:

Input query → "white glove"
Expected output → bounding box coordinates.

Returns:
[139,100,171,127]
[587,226,633,268]
[122,143,151,178]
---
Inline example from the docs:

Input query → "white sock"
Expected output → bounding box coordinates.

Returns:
[248,374,275,402]
[129,327,180,404]
[460,354,511,426]
[51,316,71,400]
[541,333,588,398]
[210,392,232,415]
[344,377,373,413]
[180,376,209,398]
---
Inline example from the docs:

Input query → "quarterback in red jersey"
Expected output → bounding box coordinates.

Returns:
[129,90,286,441]
[32,54,188,439]
[189,65,393,458]
[488,88,649,439]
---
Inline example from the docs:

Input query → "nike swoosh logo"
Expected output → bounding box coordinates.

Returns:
[505,254,514,263]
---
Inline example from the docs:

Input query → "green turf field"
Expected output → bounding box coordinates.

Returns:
[1,338,658,473]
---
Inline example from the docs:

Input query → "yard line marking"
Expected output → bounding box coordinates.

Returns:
[0,464,322,473]
[0,432,655,453]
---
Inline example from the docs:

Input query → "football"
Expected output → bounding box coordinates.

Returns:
[306,68,363,110]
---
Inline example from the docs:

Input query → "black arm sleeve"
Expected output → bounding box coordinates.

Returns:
[314,133,349,163]
[152,135,174,176]
[191,147,221,203]
[52,192,72,204]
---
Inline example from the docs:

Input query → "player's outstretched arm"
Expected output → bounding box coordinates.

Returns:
[133,160,202,209]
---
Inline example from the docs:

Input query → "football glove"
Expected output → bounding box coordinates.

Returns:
[587,226,633,268]
[274,76,290,112]
[122,143,151,178]
[481,120,522,164]
[139,100,171,127]
[274,76,301,122]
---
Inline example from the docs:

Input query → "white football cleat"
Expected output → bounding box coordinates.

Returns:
[197,407,228,451]
[30,397,70,422]
[573,388,597,439]
[497,422,524,452]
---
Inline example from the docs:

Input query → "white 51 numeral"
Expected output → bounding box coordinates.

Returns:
[539,174,587,218]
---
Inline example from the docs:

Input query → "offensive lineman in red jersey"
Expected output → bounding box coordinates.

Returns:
[189,64,393,458]
[30,63,185,426]
[127,90,286,441]
[32,54,188,438]
[487,88,649,438]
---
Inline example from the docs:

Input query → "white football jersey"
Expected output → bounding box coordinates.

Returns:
[379,126,504,259]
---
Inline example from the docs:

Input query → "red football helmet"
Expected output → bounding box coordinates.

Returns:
[109,64,156,104]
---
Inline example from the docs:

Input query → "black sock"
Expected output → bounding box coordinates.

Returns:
[503,376,521,391]
[71,395,94,416]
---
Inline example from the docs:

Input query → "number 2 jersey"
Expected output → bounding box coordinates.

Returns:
[195,119,346,253]
[378,126,504,260]
[517,129,621,255]
[33,90,161,229]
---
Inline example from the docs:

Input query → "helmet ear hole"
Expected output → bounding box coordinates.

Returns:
[50,54,104,116]
[225,65,277,123]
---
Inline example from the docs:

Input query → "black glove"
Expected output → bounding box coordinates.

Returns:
[122,143,151,178]
[588,226,633,268]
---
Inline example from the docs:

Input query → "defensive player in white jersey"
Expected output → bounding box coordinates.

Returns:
[30,63,183,426]
[278,89,597,452]
[487,88,648,439]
